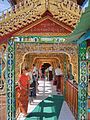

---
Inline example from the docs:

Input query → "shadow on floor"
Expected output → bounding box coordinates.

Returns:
[25,95,64,120]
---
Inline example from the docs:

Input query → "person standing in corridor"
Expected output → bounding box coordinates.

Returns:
[17,68,30,116]
[32,64,38,97]
[55,65,63,93]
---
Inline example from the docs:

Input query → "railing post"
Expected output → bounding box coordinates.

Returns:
[45,0,49,10]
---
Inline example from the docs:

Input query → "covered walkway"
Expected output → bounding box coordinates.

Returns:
[0,0,90,120]
[17,78,76,120]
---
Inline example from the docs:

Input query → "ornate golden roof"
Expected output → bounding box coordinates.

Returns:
[0,0,83,40]
[13,15,73,36]
[9,0,85,6]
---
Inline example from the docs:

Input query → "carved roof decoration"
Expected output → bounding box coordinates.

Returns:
[14,15,72,36]
[16,42,77,56]
[0,0,83,42]
[9,0,86,6]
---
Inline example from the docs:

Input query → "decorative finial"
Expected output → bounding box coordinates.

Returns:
[45,0,49,10]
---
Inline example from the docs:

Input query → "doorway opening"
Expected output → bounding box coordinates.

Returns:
[41,63,51,79]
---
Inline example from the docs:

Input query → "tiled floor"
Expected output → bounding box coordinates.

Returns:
[58,101,76,120]
[27,80,56,112]
[17,78,76,120]
[17,79,57,120]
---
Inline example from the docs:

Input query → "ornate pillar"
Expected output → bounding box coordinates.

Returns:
[78,41,88,120]
[7,39,15,120]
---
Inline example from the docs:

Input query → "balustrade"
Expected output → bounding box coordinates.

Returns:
[60,76,64,94]
[61,0,82,16]
[61,80,78,119]
[0,0,35,22]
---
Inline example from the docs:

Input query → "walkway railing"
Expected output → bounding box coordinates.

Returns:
[60,76,64,94]
[65,80,78,119]
[61,78,78,119]
[61,79,90,120]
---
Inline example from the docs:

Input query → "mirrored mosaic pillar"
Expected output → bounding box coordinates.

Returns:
[7,39,15,120]
[78,41,88,120]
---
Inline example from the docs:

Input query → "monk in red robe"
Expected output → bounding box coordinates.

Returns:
[17,68,30,116]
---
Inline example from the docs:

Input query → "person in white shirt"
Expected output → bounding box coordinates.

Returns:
[55,65,63,92]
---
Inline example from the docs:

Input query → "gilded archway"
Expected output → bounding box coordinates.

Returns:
[15,42,78,82]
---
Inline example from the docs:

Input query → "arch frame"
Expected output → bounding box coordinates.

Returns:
[6,38,78,120]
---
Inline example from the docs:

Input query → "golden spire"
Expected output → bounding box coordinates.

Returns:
[45,0,49,10]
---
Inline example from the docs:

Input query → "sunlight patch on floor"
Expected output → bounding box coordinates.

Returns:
[17,79,57,120]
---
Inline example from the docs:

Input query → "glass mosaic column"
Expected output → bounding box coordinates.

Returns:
[78,41,88,120]
[7,39,16,120]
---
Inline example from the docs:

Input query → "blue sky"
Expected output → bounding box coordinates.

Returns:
[82,0,89,8]
[0,0,89,12]
[0,0,10,12]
